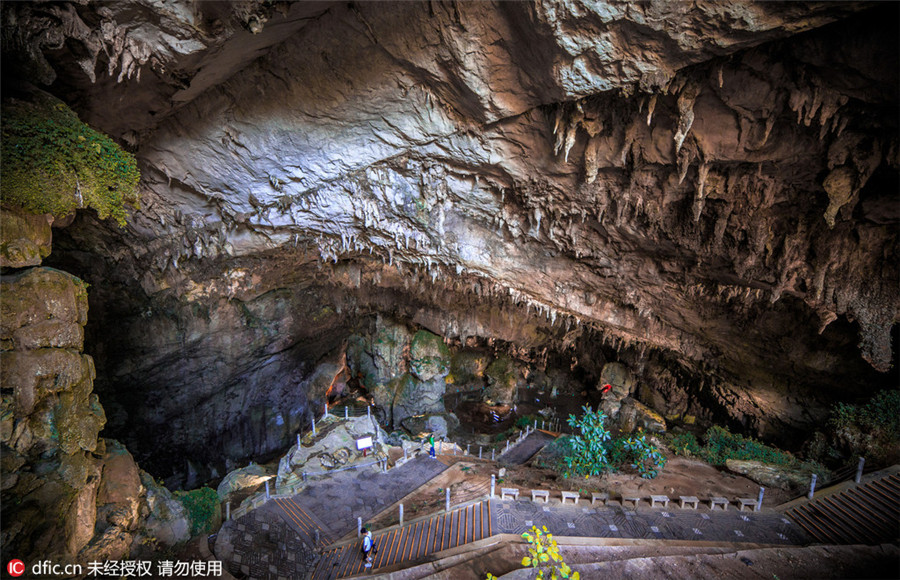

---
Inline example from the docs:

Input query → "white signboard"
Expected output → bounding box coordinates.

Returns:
[356,436,373,451]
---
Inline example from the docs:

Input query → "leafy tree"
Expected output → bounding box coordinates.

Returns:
[556,406,666,479]
[562,405,612,478]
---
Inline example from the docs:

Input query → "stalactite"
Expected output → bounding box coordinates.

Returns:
[677,147,693,185]
[696,162,710,200]
[674,83,700,153]
[646,94,657,126]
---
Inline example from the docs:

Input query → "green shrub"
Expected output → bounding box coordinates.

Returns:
[559,406,666,479]
[826,390,900,464]
[516,415,539,429]
[829,390,900,436]
[175,487,219,535]
[622,434,667,479]
[700,425,825,476]
[1,94,140,226]
[667,431,702,457]
[563,406,612,478]
[604,437,629,469]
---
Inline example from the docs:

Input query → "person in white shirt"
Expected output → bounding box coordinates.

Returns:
[361,527,374,567]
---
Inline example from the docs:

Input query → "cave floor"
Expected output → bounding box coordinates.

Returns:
[214,449,817,579]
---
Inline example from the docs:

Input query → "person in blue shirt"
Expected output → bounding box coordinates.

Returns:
[361,527,374,567]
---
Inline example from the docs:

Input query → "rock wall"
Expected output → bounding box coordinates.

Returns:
[0,219,196,565]
[0,263,145,564]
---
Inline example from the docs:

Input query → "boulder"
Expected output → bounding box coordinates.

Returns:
[96,440,144,532]
[409,330,451,381]
[391,373,446,426]
[276,415,386,489]
[599,362,637,423]
[0,206,52,268]
[216,463,273,503]
[725,459,810,490]
[633,399,667,433]
[0,267,88,351]
[616,398,667,434]
[599,362,635,397]
[400,413,460,439]
[484,355,519,405]
[140,471,191,546]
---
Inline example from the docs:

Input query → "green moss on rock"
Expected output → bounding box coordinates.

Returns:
[409,330,451,381]
[1,93,140,226]
[484,354,518,405]
[175,487,220,536]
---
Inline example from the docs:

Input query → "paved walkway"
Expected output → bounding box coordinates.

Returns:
[214,501,319,579]
[289,454,449,539]
[491,498,808,545]
[500,431,553,465]
[215,455,450,579]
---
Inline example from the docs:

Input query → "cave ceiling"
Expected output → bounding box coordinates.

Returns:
[3,1,898,459]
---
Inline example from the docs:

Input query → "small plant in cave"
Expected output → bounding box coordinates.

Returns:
[516,414,540,429]
[554,406,666,479]
[829,389,900,437]
[825,389,900,464]
[1,93,140,226]
[621,433,667,479]
[700,425,826,477]
[666,431,702,457]
[492,525,579,580]
[175,487,219,535]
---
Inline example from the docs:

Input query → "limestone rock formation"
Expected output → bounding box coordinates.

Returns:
[447,350,492,394]
[389,373,446,427]
[484,355,521,406]
[725,459,810,491]
[1,0,896,524]
[139,471,191,547]
[0,206,52,268]
[409,330,451,382]
[0,265,146,564]
[275,415,386,491]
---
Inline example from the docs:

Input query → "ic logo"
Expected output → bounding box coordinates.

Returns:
[7,559,24,577]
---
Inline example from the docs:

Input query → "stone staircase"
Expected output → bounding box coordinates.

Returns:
[499,430,553,465]
[310,500,493,579]
[272,497,333,549]
[783,469,899,545]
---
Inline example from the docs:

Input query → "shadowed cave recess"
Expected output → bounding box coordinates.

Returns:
[1,0,897,570]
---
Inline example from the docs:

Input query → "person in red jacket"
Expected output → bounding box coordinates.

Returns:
[601,383,613,395]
